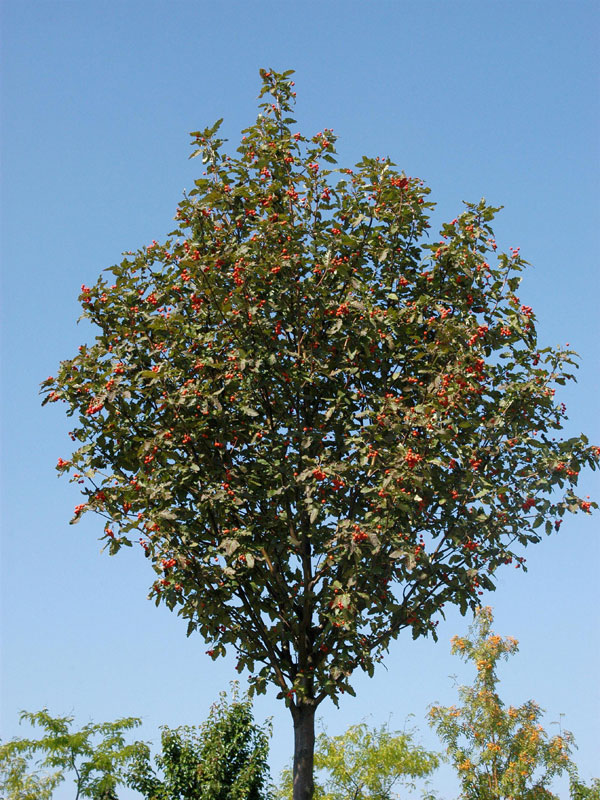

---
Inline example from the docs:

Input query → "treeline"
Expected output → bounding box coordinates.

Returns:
[2,609,598,800]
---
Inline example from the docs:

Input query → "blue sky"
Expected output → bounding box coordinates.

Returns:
[1,1,598,796]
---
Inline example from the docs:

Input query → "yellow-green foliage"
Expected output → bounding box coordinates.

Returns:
[277,720,439,799]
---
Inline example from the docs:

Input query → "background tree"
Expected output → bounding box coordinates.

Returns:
[128,685,272,800]
[277,720,439,799]
[428,607,596,799]
[569,776,600,800]
[0,710,142,800]
[0,751,59,800]
[42,68,598,800]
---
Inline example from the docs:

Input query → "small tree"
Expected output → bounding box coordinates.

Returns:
[43,68,599,799]
[277,720,439,799]
[0,709,142,800]
[428,607,594,799]
[0,752,58,800]
[569,776,600,800]
[128,686,272,800]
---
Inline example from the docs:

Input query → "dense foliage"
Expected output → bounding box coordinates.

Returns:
[128,686,272,800]
[277,720,439,799]
[43,68,598,798]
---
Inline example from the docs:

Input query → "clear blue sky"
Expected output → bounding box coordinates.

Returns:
[1,1,598,796]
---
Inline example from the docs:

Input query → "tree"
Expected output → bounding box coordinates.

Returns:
[0,709,142,800]
[127,685,272,799]
[428,607,596,799]
[0,751,58,800]
[42,68,599,800]
[569,776,600,800]
[277,720,439,799]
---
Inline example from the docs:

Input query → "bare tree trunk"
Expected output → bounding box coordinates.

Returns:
[291,702,316,800]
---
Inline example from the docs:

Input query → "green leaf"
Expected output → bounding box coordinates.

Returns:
[43,67,597,730]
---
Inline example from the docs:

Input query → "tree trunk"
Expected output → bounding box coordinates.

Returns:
[291,702,316,800]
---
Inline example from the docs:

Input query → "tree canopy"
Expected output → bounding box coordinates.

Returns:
[0,709,142,800]
[277,720,439,800]
[128,686,272,800]
[43,68,598,799]
[429,607,598,800]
